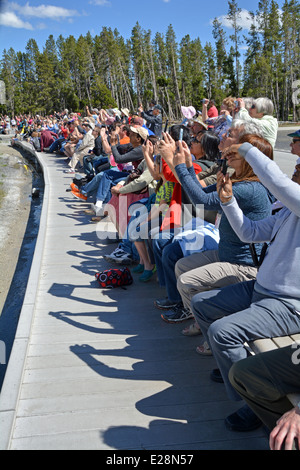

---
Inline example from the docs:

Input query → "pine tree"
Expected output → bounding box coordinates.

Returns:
[165,24,182,118]
[227,0,243,96]
[0,48,19,114]
[203,42,217,100]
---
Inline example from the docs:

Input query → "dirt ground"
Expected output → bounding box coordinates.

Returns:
[0,142,32,314]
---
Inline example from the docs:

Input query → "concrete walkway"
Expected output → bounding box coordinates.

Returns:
[0,141,285,450]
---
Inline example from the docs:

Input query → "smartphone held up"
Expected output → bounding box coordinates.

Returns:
[217,158,228,176]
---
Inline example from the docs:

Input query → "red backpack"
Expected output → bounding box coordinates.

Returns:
[95,267,133,289]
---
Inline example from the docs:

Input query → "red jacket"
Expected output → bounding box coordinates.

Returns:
[161,160,202,231]
[40,130,58,151]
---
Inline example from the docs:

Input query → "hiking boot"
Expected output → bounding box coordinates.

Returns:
[161,304,193,323]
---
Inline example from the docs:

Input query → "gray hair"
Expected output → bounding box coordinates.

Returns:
[254,97,274,116]
[231,119,263,137]
[242,97,255,111]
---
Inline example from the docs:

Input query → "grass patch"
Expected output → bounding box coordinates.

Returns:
[0,183,5,208]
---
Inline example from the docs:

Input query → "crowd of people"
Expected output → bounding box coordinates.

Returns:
[8,96,300,450]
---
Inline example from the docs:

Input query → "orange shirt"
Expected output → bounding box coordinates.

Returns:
[120,136,130,145]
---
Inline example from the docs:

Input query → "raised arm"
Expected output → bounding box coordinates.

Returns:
[238,143,300,217]
[111,144,143,164]
[217,171,277,242]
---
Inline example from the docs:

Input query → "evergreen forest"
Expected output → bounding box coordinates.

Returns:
[0,0,299,121]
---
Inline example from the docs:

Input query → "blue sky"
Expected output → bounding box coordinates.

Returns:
[0,0,285,56]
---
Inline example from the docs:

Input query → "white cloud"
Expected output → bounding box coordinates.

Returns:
[214,8,283,32]
[88,0,111,5]
[0,1,80,30]
[214,9,254,31]
[0,11,33,29]
[8,2,79,20]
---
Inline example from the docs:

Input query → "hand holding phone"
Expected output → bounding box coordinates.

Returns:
[217,158,228,175]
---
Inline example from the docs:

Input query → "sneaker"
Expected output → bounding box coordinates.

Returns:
[70,182,80,192]
[71,191,87,201]
[161,304,193,323]
[91,203,104,217]
[225,405,262,432]
[139,269,154,282]
[104,248,133,265]
[65,168,75,174]
[154,298,180,310]
[210,368,224,383]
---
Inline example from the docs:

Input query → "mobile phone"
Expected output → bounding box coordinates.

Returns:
[164,120,169,133]
[217,158,228,175]
[179,128,183,141]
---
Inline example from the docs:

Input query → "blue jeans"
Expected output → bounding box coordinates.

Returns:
[83,155,109,178]
[49,137,65,152]
[161,241,184,303]
[96,169,129,202]
[151,230,175,287]
[118,215,140,261]
[82,172,103,198]
[192,280,300,401]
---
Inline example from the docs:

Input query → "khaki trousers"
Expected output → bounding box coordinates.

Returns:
[175,250,257,312]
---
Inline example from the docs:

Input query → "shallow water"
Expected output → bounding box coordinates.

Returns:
[0,141,44,388]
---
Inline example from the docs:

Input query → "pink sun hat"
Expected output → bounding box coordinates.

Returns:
[181,106,196,120]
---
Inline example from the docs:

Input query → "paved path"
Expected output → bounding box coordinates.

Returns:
[1,140,296,451]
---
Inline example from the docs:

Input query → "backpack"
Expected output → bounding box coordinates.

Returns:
[95,267,133,289]
[32,137,41,151]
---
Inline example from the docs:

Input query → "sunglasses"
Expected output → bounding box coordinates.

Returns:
[250,104,256,109]
[224,130,234,138]
[292,138,300,143]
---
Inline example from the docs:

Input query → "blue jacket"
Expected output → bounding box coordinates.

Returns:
[175,163,273,266]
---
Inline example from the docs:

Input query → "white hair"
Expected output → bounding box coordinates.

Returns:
[231,119,263,137]
[254,97,274,116]
[242,97,255,111]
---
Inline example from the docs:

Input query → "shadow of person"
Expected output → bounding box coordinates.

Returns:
[100,416,268,450]
[47,282,115,307]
